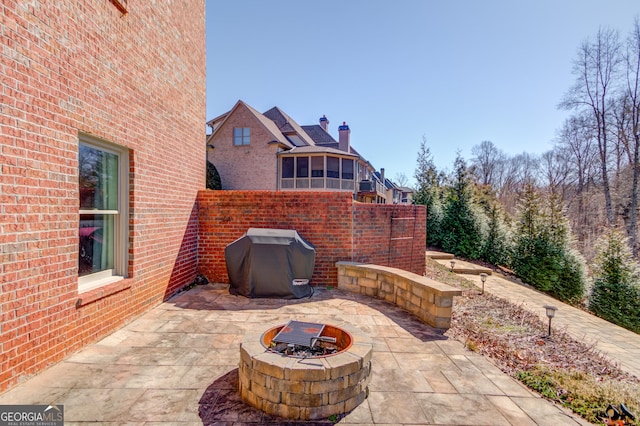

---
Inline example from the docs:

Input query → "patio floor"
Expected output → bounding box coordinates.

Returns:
[0,284,589,425]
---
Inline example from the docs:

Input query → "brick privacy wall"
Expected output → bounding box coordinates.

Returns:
[0,1,205,393]
[207,102,280,190]
[197,191,426,287]
[353,204,426,275]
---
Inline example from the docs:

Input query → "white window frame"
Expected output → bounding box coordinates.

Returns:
[78,134,129,293]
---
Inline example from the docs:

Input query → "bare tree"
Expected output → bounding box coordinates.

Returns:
[555,114,599,248]
[540,149,570,199]
[623,17,640,254]
[560,27,622,226]
[470,140,503,186]
[394,172,409,188]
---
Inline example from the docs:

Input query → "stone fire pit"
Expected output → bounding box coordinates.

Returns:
[239,321,373,420]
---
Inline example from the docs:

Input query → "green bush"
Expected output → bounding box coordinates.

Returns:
[511,185,586,304]
[206,160,222,190]
[480,204,512,267]
[589,229,640,333]
[439,155,483,259]
[590,278,640,333]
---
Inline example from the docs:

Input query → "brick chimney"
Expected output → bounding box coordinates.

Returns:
[319,115,329,131]
[338,121,350,153]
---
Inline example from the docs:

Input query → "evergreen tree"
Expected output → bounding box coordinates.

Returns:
[589,228,640,333]
[511,184,586,303]
[413,138,443,246]
[480,203,512,266]
[440,154,483,259]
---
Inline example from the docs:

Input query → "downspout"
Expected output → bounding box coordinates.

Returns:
[276,151,280,190]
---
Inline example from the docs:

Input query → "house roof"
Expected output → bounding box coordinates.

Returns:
[209,100,378,168]
[301,125,338,145]
[263,107,315,147]
[374,171,397,190]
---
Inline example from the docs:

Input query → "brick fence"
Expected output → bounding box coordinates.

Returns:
[197,191,426,287]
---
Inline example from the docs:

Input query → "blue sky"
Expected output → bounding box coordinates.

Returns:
[206,0,639,187]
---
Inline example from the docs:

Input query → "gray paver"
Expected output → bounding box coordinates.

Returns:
[0,284,588,424]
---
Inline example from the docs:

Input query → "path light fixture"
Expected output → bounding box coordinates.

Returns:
[543,305,558,337]
[450,260,456,272]
[479,273,488,295]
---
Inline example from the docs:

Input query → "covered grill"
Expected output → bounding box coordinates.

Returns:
[224,228,315,298]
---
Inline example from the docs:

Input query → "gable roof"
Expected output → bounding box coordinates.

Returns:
[210,100,293,149]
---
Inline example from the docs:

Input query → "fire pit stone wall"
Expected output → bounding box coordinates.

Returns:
[239,324,372,420]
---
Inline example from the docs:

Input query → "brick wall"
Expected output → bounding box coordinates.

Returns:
[197,191,426,288]
[353,204,426,275]
[0,1,205,392]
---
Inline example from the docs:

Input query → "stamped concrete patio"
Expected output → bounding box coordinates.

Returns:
[0,284,589,425]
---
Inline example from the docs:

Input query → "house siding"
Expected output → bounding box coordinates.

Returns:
[207,103,279,190]
[197,191,426,288]
[0,1,205,392]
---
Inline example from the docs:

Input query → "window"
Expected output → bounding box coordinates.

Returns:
[311,157,324,177]
[342,159,354,180]
[296,157,309,178]
[327,156,340,178]
[282,157,294,178]
[233,127,250,145]
[78,136,128,292]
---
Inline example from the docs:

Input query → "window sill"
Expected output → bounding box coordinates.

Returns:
[76,277,132,308]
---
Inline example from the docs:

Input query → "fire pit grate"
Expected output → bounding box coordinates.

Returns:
[272,320,325,347]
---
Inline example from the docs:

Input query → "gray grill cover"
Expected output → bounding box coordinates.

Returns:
[225,228,315,298]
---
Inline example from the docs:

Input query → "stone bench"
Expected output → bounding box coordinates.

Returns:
[336,261,462,329]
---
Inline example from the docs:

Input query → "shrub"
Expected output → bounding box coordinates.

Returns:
[589,229,640,333]
[206,160,222,190]
[512,185,586,303]
[480,204,512,267]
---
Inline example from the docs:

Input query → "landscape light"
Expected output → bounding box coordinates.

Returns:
[543,305,558,337]
[450,260,456,272]
[479,273,488,295]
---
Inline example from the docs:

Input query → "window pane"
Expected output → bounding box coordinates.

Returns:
[282,157,294,178]
[79,214,115,276]
[342,159,354,180]
[311,157,324,177]
[79,145,119,210]
[296,157,309,178]
[327,156,339,178]
[234,127,250,145]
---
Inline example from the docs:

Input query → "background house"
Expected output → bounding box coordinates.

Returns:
[0,1,205,392]
[375,170,416,205]
[206,100,388,203]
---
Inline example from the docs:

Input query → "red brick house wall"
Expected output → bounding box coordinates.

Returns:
[0,1,205,392]
[197,191,426,287]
